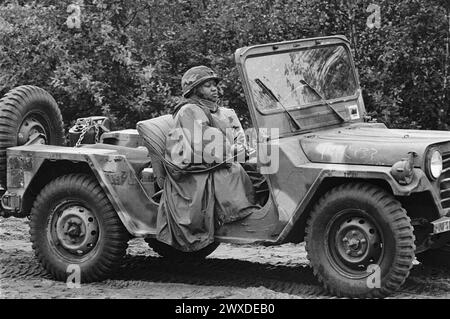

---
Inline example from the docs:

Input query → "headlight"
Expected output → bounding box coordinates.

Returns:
[426,149,443,180]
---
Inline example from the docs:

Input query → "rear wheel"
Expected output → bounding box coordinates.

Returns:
[305,183,416,298]
[146,238,219,261]
[30,174,129,283]
[0,85,65,187]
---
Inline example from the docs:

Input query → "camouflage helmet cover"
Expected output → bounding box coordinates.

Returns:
[181,66,221,97]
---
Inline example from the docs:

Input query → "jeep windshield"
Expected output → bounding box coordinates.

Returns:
[245,44,358,112]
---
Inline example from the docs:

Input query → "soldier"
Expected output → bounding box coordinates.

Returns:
[156,66,259,252]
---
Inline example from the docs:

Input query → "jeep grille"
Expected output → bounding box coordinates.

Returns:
[440,152,450,209]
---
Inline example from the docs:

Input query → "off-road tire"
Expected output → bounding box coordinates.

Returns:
[0,85,65,187]
[146,238,219,261]
[416,244,450,268]
[30,174,129,283]
[305,183,416,298]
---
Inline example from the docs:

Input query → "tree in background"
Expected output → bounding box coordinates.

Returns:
[0,0,448,131]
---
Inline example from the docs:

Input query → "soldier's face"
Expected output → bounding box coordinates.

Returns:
[197,80,219,102]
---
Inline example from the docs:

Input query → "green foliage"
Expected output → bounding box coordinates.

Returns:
[0,0,449,130]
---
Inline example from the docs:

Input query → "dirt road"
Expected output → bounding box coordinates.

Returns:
[1,217,450,299]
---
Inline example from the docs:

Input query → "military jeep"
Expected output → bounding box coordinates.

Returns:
[2,35,450,298]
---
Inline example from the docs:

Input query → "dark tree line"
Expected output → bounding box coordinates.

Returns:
[0,0,449,130]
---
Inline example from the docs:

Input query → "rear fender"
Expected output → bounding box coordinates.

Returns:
[6,145,159,237]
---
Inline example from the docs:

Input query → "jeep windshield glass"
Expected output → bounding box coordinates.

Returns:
[245,45,358,111]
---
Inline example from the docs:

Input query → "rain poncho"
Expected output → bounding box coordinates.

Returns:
[156,97,259,252]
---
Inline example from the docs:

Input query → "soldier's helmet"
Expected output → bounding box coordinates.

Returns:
[181,66,221,98]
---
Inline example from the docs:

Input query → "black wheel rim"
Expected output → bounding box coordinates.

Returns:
[325,209,385,279]
[17,111,51,145]
[48,200,100,262]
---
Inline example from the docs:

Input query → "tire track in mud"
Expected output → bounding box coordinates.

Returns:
[4,218,447,298]
[0,252,331,298]
[4,251,450,298]
[398,266,450,298]
[0,255,50,280]
[111,256,334,298]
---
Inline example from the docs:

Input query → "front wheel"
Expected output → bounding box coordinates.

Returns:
[30,174,129,283]
[305,183,415,298]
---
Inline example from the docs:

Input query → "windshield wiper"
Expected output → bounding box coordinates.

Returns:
[300,79,346,123]
[255,78,302,130]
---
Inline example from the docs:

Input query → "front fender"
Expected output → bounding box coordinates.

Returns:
[275,163,438,243]
[317,165,432,197]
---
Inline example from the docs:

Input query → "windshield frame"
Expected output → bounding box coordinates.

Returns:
[240,40,361,116]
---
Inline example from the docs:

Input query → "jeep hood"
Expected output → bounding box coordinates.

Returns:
[300,124,450,166]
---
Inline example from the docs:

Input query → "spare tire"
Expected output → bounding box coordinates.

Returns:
[0,85,65,187]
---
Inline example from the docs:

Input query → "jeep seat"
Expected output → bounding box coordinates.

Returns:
[80,143,151,173]
[136,115,174,188]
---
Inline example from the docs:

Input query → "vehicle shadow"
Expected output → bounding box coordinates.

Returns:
[113,255,326,297]
[113,255,450,298]
[4,248,450,298]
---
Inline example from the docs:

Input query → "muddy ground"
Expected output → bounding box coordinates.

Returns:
[1,217,450,299]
